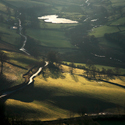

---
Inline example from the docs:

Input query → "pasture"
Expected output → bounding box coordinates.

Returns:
[89,25,124,38]
[0,0,125,122]
[26,29,75,48]
[5,64,125,121]
[0,22,20,47]
[111,0,125,6]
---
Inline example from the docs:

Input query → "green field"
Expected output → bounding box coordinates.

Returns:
[111,0,125,6]
[89,25,124,38]
[5,0,49,7]
[0,23,20,46]
[111,17,125,25]
[26,29,75,48]
[5,0,82,8]
[0,2,7,12]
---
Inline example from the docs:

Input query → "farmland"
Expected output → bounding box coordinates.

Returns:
[0,0,125,123]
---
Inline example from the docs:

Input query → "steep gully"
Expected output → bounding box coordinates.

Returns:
[0,18,48,99]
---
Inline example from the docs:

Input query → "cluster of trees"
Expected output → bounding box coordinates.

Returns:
[104,33,125,51]
[84,64,121,79]
[0,5,18,25]
[47,51,61,69]
[65,22,101,56]
[0,6,11,23]
[62,61,121,79]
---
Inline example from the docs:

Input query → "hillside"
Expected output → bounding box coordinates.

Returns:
[0,0,125,123]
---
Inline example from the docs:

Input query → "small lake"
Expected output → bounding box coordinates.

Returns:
[38,15,78,24]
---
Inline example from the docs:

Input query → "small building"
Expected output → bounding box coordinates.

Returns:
[10,26,17,30]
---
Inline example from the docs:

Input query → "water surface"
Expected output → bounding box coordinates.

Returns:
[38,15,78,24]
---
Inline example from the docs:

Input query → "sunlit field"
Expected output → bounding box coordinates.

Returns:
[0,50,40,91]
[5,64,125,121]
[0,62,25,91]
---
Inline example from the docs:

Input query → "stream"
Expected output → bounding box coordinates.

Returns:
[0,61,48,99]
[18,18,30,55]
[0,17,49,99]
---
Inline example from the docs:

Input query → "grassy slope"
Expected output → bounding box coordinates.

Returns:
[0,62,25,91]
[90,0,125,38]
[0,2,7,12]
[111,17,125,25]
[0,0,124,121]
[90,25,125,38]
[4,0,79,48]
[5,51,39,68]
[5,65,125,121]
[5,0,81,7]
[89,0,125,50]
[0,50,41,91]
[111,0,125,6]
[6,0,49,7]
[0,23,20,46]
[26,29,75,48]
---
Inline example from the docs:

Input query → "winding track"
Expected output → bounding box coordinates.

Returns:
[0,61,48,99]
[18,18,30,55]
[0,18,48,99]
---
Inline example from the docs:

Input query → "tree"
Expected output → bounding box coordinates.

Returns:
[97,68,101,78]
[85,60,94,78]
[85,68,89,78]
[6,6,11,16]
[114,67,121,76]
[47,51,60,66]
[86,59,93,70]
[0,51,9,74]
[69,62,75,74]
[101,67,106,78]
[91,65,96,78]
[106,69,114,78]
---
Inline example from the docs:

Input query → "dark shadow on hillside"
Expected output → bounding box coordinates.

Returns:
[70,73,79,82]
[51,95,118,114]
[0,99,8,124]
[9,83,120,114]
[0,74,15,92]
